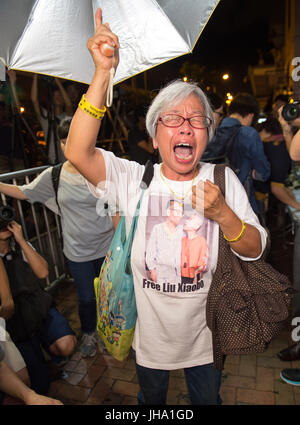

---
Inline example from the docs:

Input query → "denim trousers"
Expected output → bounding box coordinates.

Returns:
[135,357,222,405]
[67,257,104,334]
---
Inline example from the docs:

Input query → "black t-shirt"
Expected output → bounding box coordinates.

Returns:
[127,126,153,165]
[254,140,291,193]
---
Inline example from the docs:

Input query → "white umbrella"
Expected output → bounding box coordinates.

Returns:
[0,0,220,85]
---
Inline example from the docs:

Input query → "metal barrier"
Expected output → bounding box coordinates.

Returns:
[0,166,68,288]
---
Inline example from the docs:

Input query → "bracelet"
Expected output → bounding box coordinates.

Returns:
[223,220,246,243]
[78,94,106,120]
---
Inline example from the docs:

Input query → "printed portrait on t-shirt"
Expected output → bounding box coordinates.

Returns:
[144,194,213,295]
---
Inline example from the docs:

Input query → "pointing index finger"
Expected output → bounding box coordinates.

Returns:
[95,8,102,29]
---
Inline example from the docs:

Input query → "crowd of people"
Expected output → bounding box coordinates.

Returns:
[2,7,300,404]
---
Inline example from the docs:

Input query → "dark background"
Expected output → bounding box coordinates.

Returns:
[140,0,284,93]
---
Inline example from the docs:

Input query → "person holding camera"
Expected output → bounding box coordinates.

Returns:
[0,117,118,360]
[269,100,300,385]
[0,251,31,388]
[0,211,76,395]
[276,102,300,154]
[253,117,300,227]
[282,103,300,160]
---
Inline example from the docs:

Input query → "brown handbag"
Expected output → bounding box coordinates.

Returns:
[206,164,294,370]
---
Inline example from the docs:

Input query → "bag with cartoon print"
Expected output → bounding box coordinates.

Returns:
[94,161,153,361]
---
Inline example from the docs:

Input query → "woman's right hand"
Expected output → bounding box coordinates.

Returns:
[87,8,120,73]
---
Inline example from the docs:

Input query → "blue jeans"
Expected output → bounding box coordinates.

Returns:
[67,257,104,334]
[135,358,222,405]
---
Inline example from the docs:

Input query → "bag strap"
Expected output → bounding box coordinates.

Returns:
[125,160,154,248]
[214,163,226,196]
[213,164,232,275]
[51,163,63,212]
[225,125,241,174]
[105,161,154,285]
[140,160,154,190]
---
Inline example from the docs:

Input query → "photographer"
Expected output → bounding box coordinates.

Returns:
[0,208,76,394]
[278,102,300,156]
[0,117,118,359]
[273,100,300,385]
[0,255,30,387]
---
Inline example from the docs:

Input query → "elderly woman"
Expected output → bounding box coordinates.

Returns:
[65,9,267,405]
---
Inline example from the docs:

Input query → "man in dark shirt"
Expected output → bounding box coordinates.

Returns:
[127,110,154,165]
[202,93,270,215]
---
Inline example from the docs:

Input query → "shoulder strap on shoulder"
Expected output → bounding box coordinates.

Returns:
[225,125,242,173]
[51,163,63,211]
[140,160,154,189]
[214,164,226,197]
[225,125,241,156]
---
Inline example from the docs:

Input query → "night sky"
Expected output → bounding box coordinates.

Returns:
[143,0,284,93]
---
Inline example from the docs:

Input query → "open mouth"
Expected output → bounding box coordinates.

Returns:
[174,143,194,161]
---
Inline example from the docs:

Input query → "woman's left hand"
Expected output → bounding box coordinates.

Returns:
[87,8,120,72]
[192,180,228,222]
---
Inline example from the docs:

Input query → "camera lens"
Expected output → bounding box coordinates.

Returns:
[282,103,300,121]
[0,205,15,225]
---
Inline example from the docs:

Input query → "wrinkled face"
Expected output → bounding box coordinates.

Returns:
[153,94,209,180]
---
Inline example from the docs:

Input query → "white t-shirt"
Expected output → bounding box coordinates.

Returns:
[19,167,114,262]
[88,149,267,370]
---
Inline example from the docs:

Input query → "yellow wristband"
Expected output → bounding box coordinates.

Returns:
[223,220,246,243]
[78,94,106,120]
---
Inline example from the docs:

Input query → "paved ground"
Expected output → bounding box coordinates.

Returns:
[46,280,300,406]
[43,212,300,406]
[5,208,298,406]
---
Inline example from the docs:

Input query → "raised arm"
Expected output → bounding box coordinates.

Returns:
[65,8,120,187]
[138,138,155,154]
[7,70,20,111]
[278,106,294,153]
[54,77,73,116]
[0,182,27,200]
[31,73,42,122]
[8,221,49,279]
[290,129,300,161]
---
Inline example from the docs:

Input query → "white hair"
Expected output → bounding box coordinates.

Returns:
[145,80,215,140]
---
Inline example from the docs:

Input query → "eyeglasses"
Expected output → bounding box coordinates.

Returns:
[158,114,212,129]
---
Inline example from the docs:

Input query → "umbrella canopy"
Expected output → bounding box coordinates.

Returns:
[0,0,220,85]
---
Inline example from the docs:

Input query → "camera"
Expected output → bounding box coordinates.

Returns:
[0,205,16,231]
[282,100,300,121]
